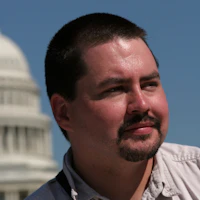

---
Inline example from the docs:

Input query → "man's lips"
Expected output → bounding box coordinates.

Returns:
[124,122,155,135]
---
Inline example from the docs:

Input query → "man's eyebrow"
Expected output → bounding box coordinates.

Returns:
[97,71,160,89]
[140,71,160,82]
[97,78,130,89]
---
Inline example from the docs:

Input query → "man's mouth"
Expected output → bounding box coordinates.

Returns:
[124,121,155,136]
[118,113,161,141]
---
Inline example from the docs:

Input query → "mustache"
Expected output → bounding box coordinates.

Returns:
[118,113,161,139]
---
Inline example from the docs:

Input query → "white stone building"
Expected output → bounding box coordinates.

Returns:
[0,33,58,200]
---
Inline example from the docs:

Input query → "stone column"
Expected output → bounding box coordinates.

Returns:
[5,191,18,200]
[27,128,33,154]
[4,90,8,105]
[2,127,8,153]
[7,127,14,153]
[38,129,44,155]
[0,126,3,154]
[46,129,53,157]
[18,127,26,154]
[0,89,3,103]
[26,128,32,153]
[49,131,53,157]
[43,129,48,156]
[35,129,40,154]
[32,128,37,155]
[41,129,46,156]
[30,128,35,154]
[39,129,44,155]
[13,127,19,152]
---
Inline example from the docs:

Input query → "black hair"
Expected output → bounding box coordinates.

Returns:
[45,13,157,140]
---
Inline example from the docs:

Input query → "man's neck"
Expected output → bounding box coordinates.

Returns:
[130,158,153,200]
[72,149,154,200]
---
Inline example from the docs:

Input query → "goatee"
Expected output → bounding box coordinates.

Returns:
[117,112,162,162]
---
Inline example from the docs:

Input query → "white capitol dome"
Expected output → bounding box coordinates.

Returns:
[0,33,31,78]
[0,33,58,200]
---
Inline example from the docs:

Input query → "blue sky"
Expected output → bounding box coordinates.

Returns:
[1,1,200,168]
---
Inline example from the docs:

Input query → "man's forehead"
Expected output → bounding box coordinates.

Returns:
[83,37,147,56]
[82,37,155,73]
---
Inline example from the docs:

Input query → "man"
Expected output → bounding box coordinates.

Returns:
[26,13,200,200]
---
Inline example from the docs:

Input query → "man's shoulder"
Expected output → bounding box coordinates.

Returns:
[25,176,72,200]
[159,142,200,163]
[156,143,200,198]
[25,177,71,200]
[25,179,56,200]
[25,184,53,200]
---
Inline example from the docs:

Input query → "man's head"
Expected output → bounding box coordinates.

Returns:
[45,13,168,162]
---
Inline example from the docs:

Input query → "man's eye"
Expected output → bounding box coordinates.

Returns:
[141,82,158,90]
[105,86,125,93]
[97,86,125,99]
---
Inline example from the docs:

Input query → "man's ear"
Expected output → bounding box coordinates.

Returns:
[50,94,73,133]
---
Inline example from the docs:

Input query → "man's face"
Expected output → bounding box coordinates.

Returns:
[68,38,169,162]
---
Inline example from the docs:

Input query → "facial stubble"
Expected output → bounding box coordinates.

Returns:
[117,113,162,162]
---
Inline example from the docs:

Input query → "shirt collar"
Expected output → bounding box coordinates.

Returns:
[63,147,108,200]
[148,146,181,198]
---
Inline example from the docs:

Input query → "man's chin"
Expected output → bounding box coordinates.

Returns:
[118,139,161,162]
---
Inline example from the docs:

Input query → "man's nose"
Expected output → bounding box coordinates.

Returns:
[126,89,150,115]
